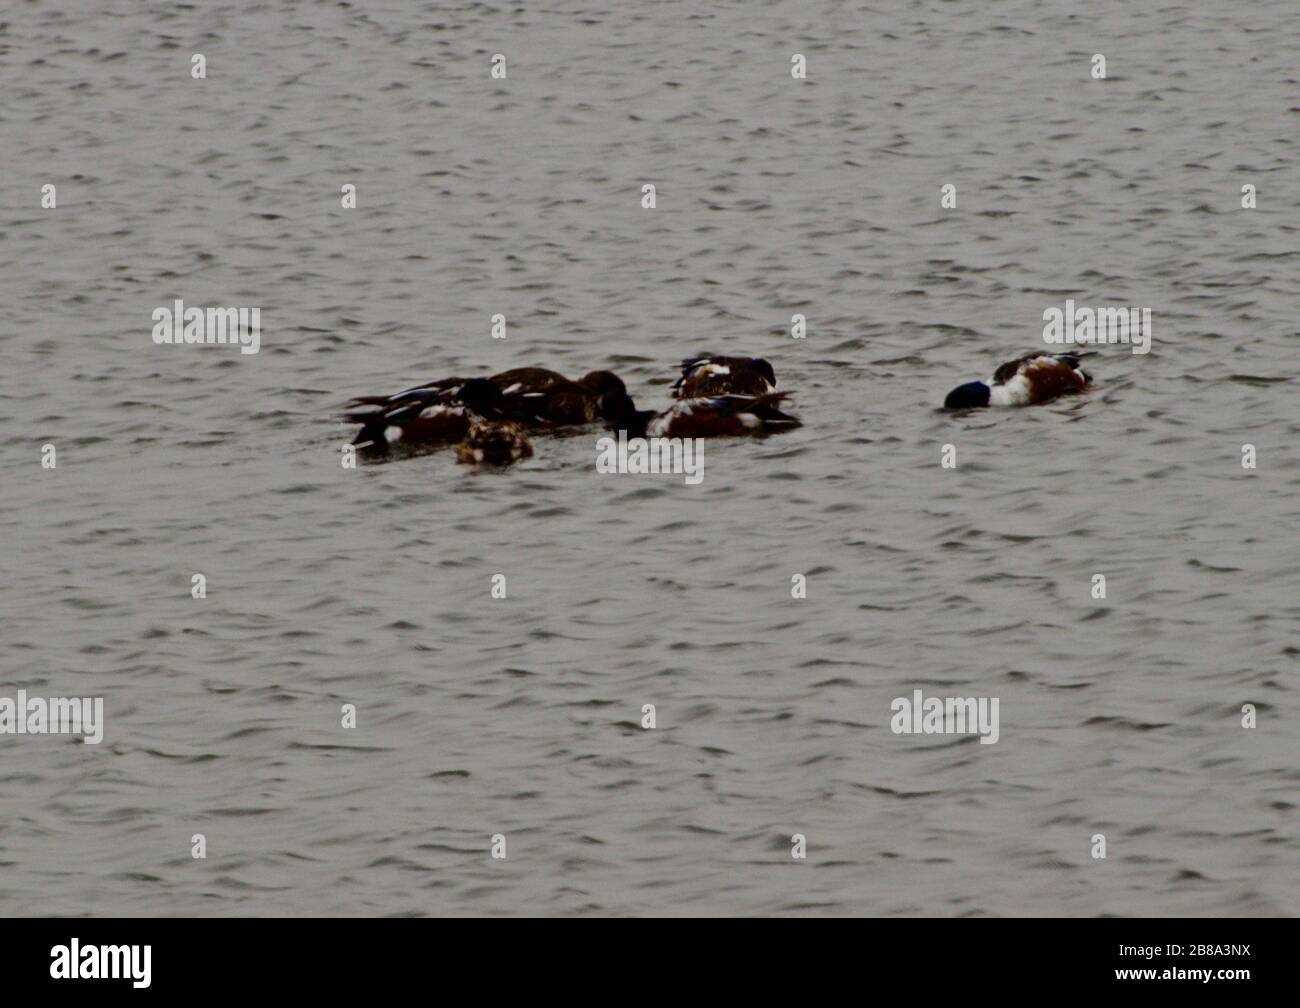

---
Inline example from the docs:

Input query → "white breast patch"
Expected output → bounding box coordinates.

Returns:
[988,373,1031,407]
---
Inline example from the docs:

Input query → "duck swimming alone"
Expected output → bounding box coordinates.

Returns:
[944,352,1095,409]
[671,353,778,399]
[600,389,801,438]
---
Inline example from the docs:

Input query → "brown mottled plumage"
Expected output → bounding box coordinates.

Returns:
[455,419,533,465]
[491,368,626,425]
[672,354,778,399]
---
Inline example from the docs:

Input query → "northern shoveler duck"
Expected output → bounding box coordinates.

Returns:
[349,368,625,428]
[944,352,1096,409]
[343,377,526,454]
[455,419,533,465]
[488,368,626,425]
[600,390,801,438]
[672,353,777,399]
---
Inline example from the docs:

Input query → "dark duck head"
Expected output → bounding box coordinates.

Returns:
[599,390,655,437]
[943,381,991,410]
[577,370,627,397]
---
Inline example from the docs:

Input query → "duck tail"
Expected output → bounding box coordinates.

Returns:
[748,391,801,426]
[341,411,389,447]
[341,405,417,447]
[1055,351,1097,386]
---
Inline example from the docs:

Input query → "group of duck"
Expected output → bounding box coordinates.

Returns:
[341,348,1098,464]
[342,353,802,465]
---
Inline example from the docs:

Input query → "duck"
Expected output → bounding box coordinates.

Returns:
[489,368,626,425]
[671,353,778,399]
[455,419,533,465]
[944,352,1095,409]
[600,389,801,438]
[343,377,532,459]
[349,368,625,427]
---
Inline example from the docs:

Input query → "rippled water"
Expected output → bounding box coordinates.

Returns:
[2,1,1296,916]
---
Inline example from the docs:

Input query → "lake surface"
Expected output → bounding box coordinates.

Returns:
[1,0,1296,916]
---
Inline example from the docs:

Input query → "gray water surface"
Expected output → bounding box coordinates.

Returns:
[1,1,1297,916]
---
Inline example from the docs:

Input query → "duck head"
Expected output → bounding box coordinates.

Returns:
[749,357,777,388]
[944,381,991,410]
[599,390,652,437]
[578,370,626,397]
